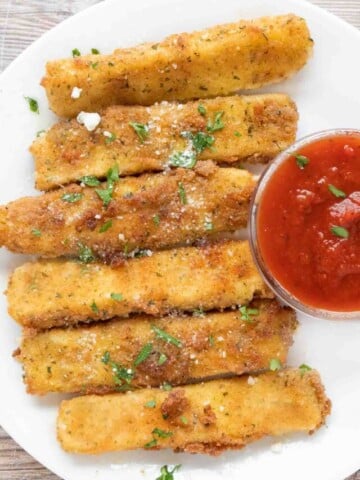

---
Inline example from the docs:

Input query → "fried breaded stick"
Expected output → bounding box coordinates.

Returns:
[31,94,297,190]
[0,166,255,259]
[42,15,312,117]
[57,369,330,454]
[7,240,272,329]
[16,299,296,395]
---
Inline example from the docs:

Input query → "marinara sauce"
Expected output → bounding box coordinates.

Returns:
[257,133,360,312]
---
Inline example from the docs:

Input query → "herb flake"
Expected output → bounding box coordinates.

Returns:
[72,48,81,57]
[295,154,309,169]
[134,343,153,366]
[151,325,182,348]
[80,175,101,187]
[178,182,187,205]
[198,104,206,116]
[24,96,39,114]
[61,192,83,203]
[156,465,181,480]
[207,111,224,133]
[331,225,349,238]
[239,305,259,322]
[110,292,123,302]
[328,184,346,198]
[129,122,149,142]
[31,228,41,237]
[99,220,113,232]
[78,243,95,263]
[269,358,282,371]
[145,399,156,408]
[169,150,197,169]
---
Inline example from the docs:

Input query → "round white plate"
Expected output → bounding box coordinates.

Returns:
[0,0,359,479]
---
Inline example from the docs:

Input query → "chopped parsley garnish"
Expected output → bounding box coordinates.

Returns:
[101,351,134,387]
[104,132,116,144]
[153,214,160,226]
[204,220,213,231]
[99,220,113,232]
[180,416,188,424]
[158,353,167,365]
[178,182,187,205]
[295,154,309,169]
[234,131,242,137]
[72,48,81,57]
[36,129,46,137]
[206,111,225,133]
[24,96,39,114]
[192,307,204,317]
[110,292,123,302]
[198,103,206,116]
[209,335,215,346]
[134,343,153,366]
[90,62,99,69]
[331,225,349,238]
[152,428,173,438]
[80,175,101,187]
[156,465,181,480]
[299,364,312,376]
[169,150,197,168]
[151,325,182,347]
[129,122,149,142]
[190,131,215,153]
[269,358,282,371]
[61,192,83,203]
[91,48,100,54]
[162,382,172,391]
[239,305,259,322]
[328,184,346,198]
[31,228,41,237]
[144,438,158,448]
[90,301,99,314]
[95,164,119,207]
[145,399,156,408]
[77,243,95,263]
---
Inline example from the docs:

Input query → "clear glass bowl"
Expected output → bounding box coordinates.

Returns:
[249,128,360,320]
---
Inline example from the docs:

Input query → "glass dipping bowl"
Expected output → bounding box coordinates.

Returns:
[249,128,360,320]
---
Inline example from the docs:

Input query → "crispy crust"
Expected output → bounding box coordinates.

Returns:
[7,240,273,329]
[57,369,331,455]
[31,94,298,190]
[41,15,312,117]
[16,299,297,395]
[0,166,255,258]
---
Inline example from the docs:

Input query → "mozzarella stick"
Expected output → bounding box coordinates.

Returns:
[42,15,312,117]
[7,240,272,329]
[31,94,297,190]
[57,369,331,455]
[0,166,255,260]
[16,299,296,395]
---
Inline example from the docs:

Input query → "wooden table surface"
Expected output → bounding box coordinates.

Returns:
[0,0,359,478]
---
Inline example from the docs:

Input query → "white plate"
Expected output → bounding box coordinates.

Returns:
[0,0,359,479]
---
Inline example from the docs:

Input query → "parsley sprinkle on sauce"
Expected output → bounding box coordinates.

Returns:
[294,154,309,169]
[129,122,149,142]
[328,184,346,198]
[24,96,39,114]
[331,225,349,238]
[257,133,360,312]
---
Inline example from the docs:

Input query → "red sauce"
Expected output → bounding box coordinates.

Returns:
[257,134,360,312]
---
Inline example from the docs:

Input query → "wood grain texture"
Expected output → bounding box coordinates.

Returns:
[0,0,359,479]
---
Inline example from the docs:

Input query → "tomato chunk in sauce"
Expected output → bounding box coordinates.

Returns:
[258,134,360,312]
